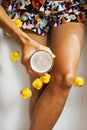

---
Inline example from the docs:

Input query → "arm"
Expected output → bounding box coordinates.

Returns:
[0,5,29,46]
[0,5,55,75]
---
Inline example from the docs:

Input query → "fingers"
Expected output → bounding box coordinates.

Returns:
[21,55,40,76]
[21,47,37,75]
[44,47,56,58]
[30,39,55,58]
[26,62,36,76]
[21,57,34,75]
[21,41,55,76]
[39,45,56,58]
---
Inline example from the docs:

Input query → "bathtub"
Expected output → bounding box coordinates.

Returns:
[0,22,87,130]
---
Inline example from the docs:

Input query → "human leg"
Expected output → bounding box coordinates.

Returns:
[23,30,48,119]
[29,76,47,119]
[29,23,85,130]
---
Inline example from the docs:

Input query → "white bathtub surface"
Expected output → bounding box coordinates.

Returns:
[0,23,87,130]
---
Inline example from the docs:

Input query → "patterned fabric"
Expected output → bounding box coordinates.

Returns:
[3,0,86,36]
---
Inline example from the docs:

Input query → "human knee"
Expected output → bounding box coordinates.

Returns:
[62,73,75,88]
[53,71,75,89]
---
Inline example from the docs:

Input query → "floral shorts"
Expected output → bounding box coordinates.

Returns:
[4,0,86,36]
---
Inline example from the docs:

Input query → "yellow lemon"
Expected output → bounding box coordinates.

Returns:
[10,51,20,62]
[40,73,51,83]
[20,87,32,99]
[74,77,85,87]
[32,78,43,90]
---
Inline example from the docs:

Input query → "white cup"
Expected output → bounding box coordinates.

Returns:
[30,50,53,74]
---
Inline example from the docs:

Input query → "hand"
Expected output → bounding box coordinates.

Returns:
[21,35,55,76]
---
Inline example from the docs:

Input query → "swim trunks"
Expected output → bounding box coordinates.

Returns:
[3,0,87,36]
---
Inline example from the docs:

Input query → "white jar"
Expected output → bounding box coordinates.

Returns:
[30,50,53,74]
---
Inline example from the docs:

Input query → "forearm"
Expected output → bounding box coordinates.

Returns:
[0,5,30,46]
